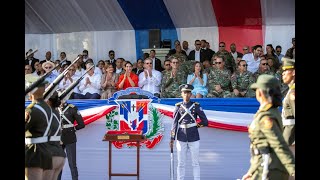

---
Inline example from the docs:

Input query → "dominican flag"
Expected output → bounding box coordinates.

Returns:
[116,99,151,134]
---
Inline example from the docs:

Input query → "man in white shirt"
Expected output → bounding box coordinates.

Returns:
[74,62,101,99]
[58,65,81,99]
[138,58,162,97]
[242,45,262,73]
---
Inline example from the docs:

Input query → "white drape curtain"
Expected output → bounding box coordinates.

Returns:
[25,30,137,64]
[263,25,295,54]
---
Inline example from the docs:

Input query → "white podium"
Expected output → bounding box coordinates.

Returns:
[142,48,170,65]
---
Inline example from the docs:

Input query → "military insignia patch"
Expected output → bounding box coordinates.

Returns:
[261,117,273,129]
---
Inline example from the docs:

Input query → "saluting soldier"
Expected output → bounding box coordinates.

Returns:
[281,57,295,156]
[25,74,53,179]
[241,74,295,180]
[57,96,85,180]
[169,84,208,180]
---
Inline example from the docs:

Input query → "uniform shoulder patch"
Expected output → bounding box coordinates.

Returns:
[260,116,273,129]
[68,104,75,108]
[26,102,36,109]
[175,102,182,106]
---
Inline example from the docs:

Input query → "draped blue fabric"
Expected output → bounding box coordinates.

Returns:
[117,0,175,29]
[25,98,265,114]
[135,30,149,60]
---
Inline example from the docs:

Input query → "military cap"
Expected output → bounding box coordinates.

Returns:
[250,74,280,90]
[281,57,295,71]
[25,74,48,88]
[179,84,194,92]
[26,49,38,57]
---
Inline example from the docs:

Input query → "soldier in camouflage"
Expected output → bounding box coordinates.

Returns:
[252,58,275,80]
[242,74,295,180]
[231,60,255,97]
[161,56,187,98]
[214,42,236,74]
[207,56,232,98]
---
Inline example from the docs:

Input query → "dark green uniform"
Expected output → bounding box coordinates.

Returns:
[25,100,53,170]
[282,83,295,146]
[247,103,295,179]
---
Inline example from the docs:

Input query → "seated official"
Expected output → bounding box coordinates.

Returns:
[73,62,101,99]
[116,61,139,90]
[138,58,162,97]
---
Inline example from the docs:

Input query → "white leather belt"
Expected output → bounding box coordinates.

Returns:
[25,137,48,145]
[282,118,295,126]
[49,136,61,142]
[179,123,197,128]
[63,124,74,128]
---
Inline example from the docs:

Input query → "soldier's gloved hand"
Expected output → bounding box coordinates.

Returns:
[169,140,174,149]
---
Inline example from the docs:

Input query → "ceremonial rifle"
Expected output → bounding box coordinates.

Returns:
[25,59,66,96]
[43,56,80,101]
[58,65,94,102]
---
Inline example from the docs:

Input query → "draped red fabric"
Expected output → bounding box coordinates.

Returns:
[211,0,263,51]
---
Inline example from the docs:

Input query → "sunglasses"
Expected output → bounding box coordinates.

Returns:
[219,46,225,47]
[215,62,222,64]
[241,64,248,67]
[276,51,281,53]
[196,44,201,45]
[44,66,52,69]
[262,63,268,66]
[145,62,152,65]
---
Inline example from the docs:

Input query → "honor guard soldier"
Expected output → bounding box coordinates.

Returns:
[57,96,85,180]
[25,74,53,179]
[241,74,295,180]
[281,57,295,156]
[170,84,208,180]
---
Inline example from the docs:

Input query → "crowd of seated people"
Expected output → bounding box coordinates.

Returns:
[25,37,294,100]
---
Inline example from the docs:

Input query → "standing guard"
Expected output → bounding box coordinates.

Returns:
[281,57,295,156]
[57,98,85,180]
[169,84,208,180]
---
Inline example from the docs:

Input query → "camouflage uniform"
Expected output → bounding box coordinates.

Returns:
[161,70,187,98]
[214,51,236,74]
[245,75,295,179]
[231,71,256,97]
[252,69,275,80]
[179,60,196,76]
[207,68,232,98]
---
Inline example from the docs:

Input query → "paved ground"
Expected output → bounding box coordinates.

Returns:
[60,115,251,180]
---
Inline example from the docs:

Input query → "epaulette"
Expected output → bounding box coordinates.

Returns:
[26,102,36,110]
[175,102,182,106]
[289,83,295,90]
[68,104,75,108]
[194,102,200,105]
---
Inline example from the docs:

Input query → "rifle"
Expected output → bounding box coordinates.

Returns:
[25,59,66,96]
[43,56,80,101]
[59,65,94,102]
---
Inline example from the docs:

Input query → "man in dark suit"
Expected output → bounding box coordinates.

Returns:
[107,50,117,70]
[25,49,40,73]
[39,51,53,64]
[149,49,164,72]
[188,40,209,63]
[230,43,243,63]
[60,52,71,66]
